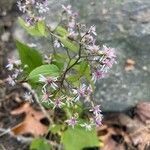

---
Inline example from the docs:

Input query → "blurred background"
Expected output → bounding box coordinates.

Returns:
[0,0,149,112]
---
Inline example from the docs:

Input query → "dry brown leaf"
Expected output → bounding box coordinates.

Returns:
[125,58,136,71]
[135,102,150,124]
[11,103,48,137]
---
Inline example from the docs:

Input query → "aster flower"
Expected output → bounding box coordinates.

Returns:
[80,123,93,131]
[87,45,99,53]
[52,96,66,109]
[39,74,58,89]
[66,115,78,128]
[6,76,16,86]
[62,5,72,15]
[103,58,116,68]
[17,1,26,13]
[92,70,106,82]
[90,105,102,116]
[41,87,52,103]
[36,2,49,14]
[73,84,92,102]
[88,25,97,36]
[103,45,116,59]
[94,114,103,127]
[73,84,86,101]
[6,58,21,71]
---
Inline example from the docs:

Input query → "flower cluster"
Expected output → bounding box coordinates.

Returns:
[5,58,22,86]
[17,0,49,25]
[6,2,117,131]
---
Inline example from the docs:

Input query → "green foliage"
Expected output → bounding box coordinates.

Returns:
[67,75,80,87]
[18,17,48,37]
[28,64,60,82]
[60,37,79,53]
[54,26,79,53]
[55,26,69,37]
[16,40,43,73]
[61,127,99,150]
[30,138,51,150]
[52,53,67,71]
[49,124,65,134]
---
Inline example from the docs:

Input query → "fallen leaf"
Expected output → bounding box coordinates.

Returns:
[135,102,150,124]
[11,103,48,137]
[125,58,136,71]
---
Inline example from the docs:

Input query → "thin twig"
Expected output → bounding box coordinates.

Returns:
[22,83,54,125]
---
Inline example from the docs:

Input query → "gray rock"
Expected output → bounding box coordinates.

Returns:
[12,0,150,111]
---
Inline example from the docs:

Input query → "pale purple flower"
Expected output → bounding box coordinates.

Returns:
[52,96,65,109]
[6,58,21,71]
[73,84,86,101]
[39,74,58,89]
[81,34,94,44]
[92,70,106,82]
[94,114,103,127]
[66,115,78,128]
[103,45,116,59]
[6,76,16,86]
[90,105,102,116]
[103,58,116,68]
[68,19,76,30]
[62,5,72,15]
[73,84,92,101]
[41,87,52,103]
[87,45,99,53]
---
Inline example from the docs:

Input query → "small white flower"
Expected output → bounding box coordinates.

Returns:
[88,25,97,36]
[52,96,66,109]
[80,123,93,131]
[36,2,49,14]
[62,5,72,15]
[6,58,21,70]
[6,76,16,86]
[41,87,53,103]
[39,74,58,90]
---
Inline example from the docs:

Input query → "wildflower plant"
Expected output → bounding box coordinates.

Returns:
[6,0,116,149]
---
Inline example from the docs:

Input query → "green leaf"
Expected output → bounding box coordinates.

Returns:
[28,64,60,82]
[61,127,99,150]
[59,37,79,53]
[55,26,69,37]
[52,32,79,53]
[67,74,80,87]
[52,53,67,71]
[16,40,43,73]
[30,138,51,150]
[49,124,65,134]
[37,20,48,36]
[18,17,48,37]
